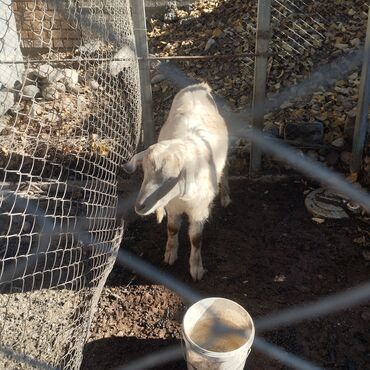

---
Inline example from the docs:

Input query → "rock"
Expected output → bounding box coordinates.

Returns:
[109,45,136,77]
[30,103,42,118]
[63,69,79,86]
[45,110,61,124]
[149,54,161,71]
[163,1,178,22]
[61,96,73,110]
[0,115,11,134]
[340,151,352,166]
[344,117,355,139]
[21,85,40,100]
[284,121,324,144]
[280,101,293,109]
[263,122,279,137]
[41,84,61,101]
[48,69,67,84]
[87,79,100,90]
[0,2,25,90]
[331,137,345,148]
[29,64,54,79]
[361,309,370,321]
[0,90,14,116]
[362,250,370,261]
[151,74,166,84]
[204,37,216,51]
[80,39,105,54]
[325,151,339,166]
[55,82,66,93]
[306,150,319,161]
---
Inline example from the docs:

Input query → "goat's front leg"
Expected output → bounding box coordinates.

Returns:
[189,221,206,281]
[164,212,181,265]
[220,164,231,207]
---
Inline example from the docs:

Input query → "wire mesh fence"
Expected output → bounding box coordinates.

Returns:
[1,0,370,369]
[0,0,141,368]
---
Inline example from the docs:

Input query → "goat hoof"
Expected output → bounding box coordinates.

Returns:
[190,266,207,281]
[164,250,178,265]
[221,195,231,208]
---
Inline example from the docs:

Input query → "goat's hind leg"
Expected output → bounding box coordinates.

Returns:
[164,212,181,265]
[189,221,206,281]
[220,164,231,207]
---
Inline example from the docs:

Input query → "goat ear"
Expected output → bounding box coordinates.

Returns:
[123,150,147,174]
[180,164,197,199]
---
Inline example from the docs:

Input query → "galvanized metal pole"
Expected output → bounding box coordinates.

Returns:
[131,0,155,148]
[351,6,370,174]
[250,0,272,174]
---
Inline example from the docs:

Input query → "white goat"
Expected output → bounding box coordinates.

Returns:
[123,82,230,281]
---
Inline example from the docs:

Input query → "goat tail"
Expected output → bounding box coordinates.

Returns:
[156,207,166,224]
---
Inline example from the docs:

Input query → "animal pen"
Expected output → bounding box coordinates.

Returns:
[0,0,370,370]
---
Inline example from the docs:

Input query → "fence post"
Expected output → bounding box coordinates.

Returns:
[249,0,272,174]
[131,0,155,148]
[350,5,370,174]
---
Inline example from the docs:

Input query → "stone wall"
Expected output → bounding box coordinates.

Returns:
[13,0,81,50]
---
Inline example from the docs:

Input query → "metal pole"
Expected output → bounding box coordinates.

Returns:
[350,5,370,174]
[249,0,272,174]
[131,0,155,148]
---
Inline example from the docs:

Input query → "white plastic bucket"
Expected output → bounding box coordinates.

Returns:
[182,297,255,370]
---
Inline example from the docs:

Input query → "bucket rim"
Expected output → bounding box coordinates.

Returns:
[182,297,255,357]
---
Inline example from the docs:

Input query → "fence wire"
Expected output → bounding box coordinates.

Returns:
[1,0,370,370]
[0,0,141,369]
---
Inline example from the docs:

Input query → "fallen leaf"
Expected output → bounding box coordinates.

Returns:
[347,172,358,183]
[353,236,366,245]
[274,274,286,282]
[212,27,223,38]
[312,217,325,224]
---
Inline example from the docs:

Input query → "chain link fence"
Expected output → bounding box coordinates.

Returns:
[1,0,370,369]
[0,0,141,368]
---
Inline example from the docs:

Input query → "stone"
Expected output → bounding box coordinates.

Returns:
[87,79,100,90]
[284,121,324,144]
[30,103,43,118]
[306,150,319,161]
[63,69,79,86]
[340,151,352,166]
[263,122,279,137]
[0,2,25,90]
[30,64,54,79]
[79,39,105,54]
[0,115,11,134]
[45,110,61,124]
[109,45,136,77]
[361,309,370,321]
[151,74,166,84]
[21,85,40,100]
[331,137,345,148]
[0,90,14,116]
[41,84,61,101]
[344,117,355,139]
[48,69,66,83]
[325,151,339,166]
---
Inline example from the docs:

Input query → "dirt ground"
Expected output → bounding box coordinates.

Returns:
[82,177,370,370]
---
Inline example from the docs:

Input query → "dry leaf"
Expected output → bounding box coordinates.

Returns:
[312,217,325,224]
[353,236,366,245]
[212,28,223,38]
[347,172,358,183]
